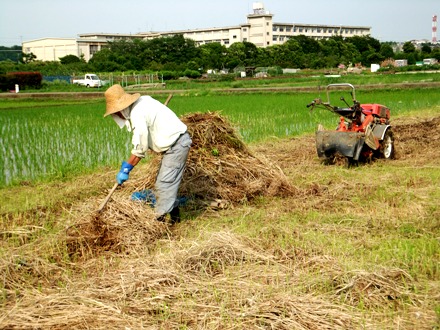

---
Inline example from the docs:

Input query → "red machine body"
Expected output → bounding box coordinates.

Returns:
[361,104,390,120]
[307,84,395,165]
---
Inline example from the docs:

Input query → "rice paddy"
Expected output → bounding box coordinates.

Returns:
[1,87,440,188]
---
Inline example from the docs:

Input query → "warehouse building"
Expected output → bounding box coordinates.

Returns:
[22,2,371,62]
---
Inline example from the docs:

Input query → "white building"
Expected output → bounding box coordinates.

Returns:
[22,34,144,62]
[22,2,371,62]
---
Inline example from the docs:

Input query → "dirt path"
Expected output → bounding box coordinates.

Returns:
[2,82,440,99]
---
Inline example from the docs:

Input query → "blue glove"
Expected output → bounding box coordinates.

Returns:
[116,161,134,184]
[131,189,156,207]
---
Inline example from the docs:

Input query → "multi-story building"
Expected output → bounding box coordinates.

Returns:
[22,2,371,62]
[151,3,370,48]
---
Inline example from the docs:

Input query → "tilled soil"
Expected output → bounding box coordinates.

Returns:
[252,116,440,168]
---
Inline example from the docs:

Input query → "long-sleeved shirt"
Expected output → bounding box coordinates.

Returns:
[112,96,187,157]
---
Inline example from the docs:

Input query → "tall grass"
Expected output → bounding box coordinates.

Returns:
[1,88,440,187]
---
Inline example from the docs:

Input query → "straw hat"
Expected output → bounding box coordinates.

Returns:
[104,84,141,117]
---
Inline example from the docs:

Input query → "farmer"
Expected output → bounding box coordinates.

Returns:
[104,84,191,224]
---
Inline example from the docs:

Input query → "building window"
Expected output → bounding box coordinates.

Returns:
[233,35,237,39]
[243,28,247,32]
[267,32,270,36]
[90,45,99,56]
[299,28,303,32]
[242,38,246,42]
[286,27,291,32]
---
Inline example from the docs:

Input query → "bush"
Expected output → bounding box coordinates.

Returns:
[161,71,179,80]
[267,66,283,75]
[0,74,13,91]
[7,71,43,90]
[182,69,202,79]
[217,74,235,82]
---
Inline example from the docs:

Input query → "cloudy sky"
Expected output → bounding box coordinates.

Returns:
[0,0,438,46]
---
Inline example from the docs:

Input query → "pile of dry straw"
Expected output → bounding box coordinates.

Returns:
[134,111,294,207]
[67,112,295,257]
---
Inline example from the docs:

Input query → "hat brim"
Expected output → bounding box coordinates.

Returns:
[104,93,141,117]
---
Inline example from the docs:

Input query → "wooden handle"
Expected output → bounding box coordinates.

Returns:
[164,94,173,106]
[97,183,119,212]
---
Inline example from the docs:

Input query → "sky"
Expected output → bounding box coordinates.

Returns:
[0,0,438,47]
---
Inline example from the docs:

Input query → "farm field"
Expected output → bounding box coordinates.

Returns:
[2,84,440,187]
[0,82,439,329]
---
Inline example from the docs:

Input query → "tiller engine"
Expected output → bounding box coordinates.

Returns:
[307,83,394,165]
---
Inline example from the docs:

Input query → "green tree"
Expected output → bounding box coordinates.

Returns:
[199,43,228,71]
[279,38,305,68]
[225,42,247,68]
[402,41,416,54]
[21,52,37,64]
[379,43,395,59]
[89,48,124,71]
[292,35,321,54]
[59,54,82,65]
[431,47,440,61]
[421,43,432,54]
[320,37,360,67]
[226,41,261,68]
[347,35,381,65]
[265,44,293,68]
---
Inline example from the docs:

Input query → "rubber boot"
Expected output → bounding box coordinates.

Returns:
[156,214,166,223]
[170,206,180,224]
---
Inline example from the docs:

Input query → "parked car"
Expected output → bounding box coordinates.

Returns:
[72,74,103,88]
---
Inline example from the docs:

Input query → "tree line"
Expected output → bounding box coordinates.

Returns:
[1,35,439,77]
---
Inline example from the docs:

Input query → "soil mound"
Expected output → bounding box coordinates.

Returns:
[393,116,440,160]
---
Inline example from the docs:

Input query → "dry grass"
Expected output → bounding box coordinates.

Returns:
[133,112,296,208]
[0,115,439,329]
[65,194,168,259]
